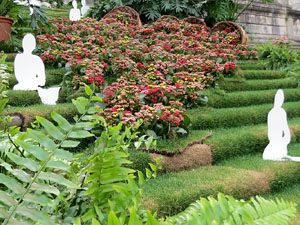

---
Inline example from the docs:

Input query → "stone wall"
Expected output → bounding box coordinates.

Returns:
[237,0,300,46]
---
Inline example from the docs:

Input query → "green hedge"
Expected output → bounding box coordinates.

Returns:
[208,88,300,108]
[6,103,77,128]
[188,101,300,130]
[8,72,63,89]
[238,64,266,70]
[6,90,41,106]
[218,78,297,92]
[242,70,285,80]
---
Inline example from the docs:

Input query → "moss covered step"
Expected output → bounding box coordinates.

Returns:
[188,101,300,130]
[142,153,300,217]
[242,70,286,80]
[157,117,300,163]
[207,88,300,108]
[6,103,77,128]
[218,78,297,92]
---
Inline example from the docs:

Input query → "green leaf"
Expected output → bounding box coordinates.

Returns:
[16,206,55,225]
[53,148,73,160]
[0,190,17,206]
[108,211,122,225]
[36,116,65,141]
[31,183,60,196]
[74,218,82,225]
[23,193,52,206]
[72,97,89,114]
[128,207,143,225]
[7,152,40,172]
[92,218,102,225]
[61,140,80,148]
[15,140,48,161]
[45,160,71,172]
[27,128,57,151]
[0,162,31,183]
[69,130,94,139]
[51,112,73,132]
[0,174,25,194]
[39,172,78,189]
[146,210,161,225]
[85,85,93,96]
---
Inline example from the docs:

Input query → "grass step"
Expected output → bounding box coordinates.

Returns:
[6,103,77,128]
[157,117,300,163]
[218,78,297,92]
[188,101,300,130]
[142,152,300,217]
[207,88,300,108]
[242,70,285,80]
[239,63,266,70]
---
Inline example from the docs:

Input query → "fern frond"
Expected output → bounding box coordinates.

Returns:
[166,193,296,225]
[0,91,95,224]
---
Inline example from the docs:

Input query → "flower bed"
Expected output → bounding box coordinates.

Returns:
[37,15,257,138]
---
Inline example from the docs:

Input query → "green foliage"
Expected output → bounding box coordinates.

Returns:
[89,0,207,23]
[167,193,296,225]
[203,0,274,25]
[0,94,94,224]
[255,39,298,70]
[0,0,18,16]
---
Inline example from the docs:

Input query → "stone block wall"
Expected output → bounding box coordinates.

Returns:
[237,0,300,46]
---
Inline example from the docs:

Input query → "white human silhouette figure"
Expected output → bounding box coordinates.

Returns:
[81,0,89,17]
[263,89,291,161]
[37,87,61,105]
[69,0,81,21]
[14,34,46,91]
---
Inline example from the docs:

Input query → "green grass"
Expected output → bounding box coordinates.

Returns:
[242,70,285,80]
[142,153,300,217]
[157,117,300,162]
[187,101,300,130]
[218,78,297,92]
[207,88,300,108]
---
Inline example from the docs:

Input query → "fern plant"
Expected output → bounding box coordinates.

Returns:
[0,86,96,224]
[166,193,296,225]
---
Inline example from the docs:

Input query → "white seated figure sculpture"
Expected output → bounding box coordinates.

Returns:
[37,87,61,105]
[81,0,90,17]
[69,0,81,21]
[14,33,46,91]
[263,89,290,161]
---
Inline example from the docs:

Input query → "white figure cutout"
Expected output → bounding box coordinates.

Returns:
[69,0,81,21]
[37,87,61,105]
[29,7,34,16]
[81,0,90,17]
[14,34,46,91]
[263,90,290,161]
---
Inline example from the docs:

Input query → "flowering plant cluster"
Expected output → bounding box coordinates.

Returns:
[37,15,256,138]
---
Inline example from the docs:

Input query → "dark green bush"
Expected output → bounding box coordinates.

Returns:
[128,150,152,173]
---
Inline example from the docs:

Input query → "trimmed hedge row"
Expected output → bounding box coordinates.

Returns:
[218,78,297,92]
[8,72,63,89]
[188,101,300,130]
[6,103,77,128]
[208,88,300,108]
[242,70,285,80]
[238,64,266,70]
[142,155,300,217]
